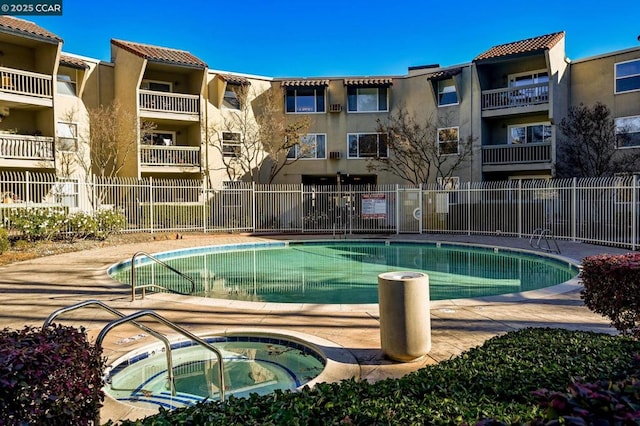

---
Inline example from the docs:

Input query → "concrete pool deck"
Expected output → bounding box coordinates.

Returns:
[0,233,631,422]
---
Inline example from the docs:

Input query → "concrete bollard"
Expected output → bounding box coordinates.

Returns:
[378,271,431,362]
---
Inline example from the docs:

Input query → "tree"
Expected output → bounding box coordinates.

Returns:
[63,101,154,207]
[557,102,640,177]
[209,86,311,184]
[369,107,474,185]
[76,100,155,178]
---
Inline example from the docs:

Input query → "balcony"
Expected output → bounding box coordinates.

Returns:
[139,90,200,121]
[482,143,551,169]
[481,82,549,113]
[0,134,54,161]
[140,145,200,169]
[0,66,53,107]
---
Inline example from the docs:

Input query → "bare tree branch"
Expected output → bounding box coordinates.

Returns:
[370,107,474,185]
[208,87,310,184]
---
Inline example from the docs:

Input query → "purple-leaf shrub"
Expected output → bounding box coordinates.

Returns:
[0,324,105,425]
[581,253,640,337]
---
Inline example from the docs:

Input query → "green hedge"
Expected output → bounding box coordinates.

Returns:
[139,203,207,229]
[0,227,8,254]
[115,328,640,425]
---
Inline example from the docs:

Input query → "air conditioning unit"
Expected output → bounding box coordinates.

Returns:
[329,151,342,159]
[329,103,342,113]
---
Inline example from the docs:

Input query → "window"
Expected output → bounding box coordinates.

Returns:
[222,132,241,157]
[285,87,325,113]
[143,131,175,146]
[141,80,172,92]
[56,68,76,96]
[56,122,77,152]
[615,116,640,148]
[437,127,459,155]
[52,179,78,208]
[615,59,640,94]
[347,87,388,112]
[509,70,548,87]
[287,134,326,159]
[508,70,549,100]
[508,123,552,144]
[347,133,388,158]
[437,79,458,106]
[223,84,242,109]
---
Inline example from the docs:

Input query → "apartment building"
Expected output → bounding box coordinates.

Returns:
[0,16,61,175]
[569,46,640,160]
[1,16,639,190]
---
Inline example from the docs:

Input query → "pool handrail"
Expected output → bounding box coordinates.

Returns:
[529,228,561,254]
[43,299,177,396]
[130,251,196,301]
[96,309,226,403]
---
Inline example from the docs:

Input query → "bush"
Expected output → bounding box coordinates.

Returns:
[116,328,640,425]
[581,252,640,337]
[8,207,68,241]
[66,211,100,240]
[0,324,105,424]
[0,227,8,254]
[94,208,127,239]
[534,355,640,424]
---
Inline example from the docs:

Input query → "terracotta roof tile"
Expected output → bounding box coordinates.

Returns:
[344,77,393,87]
[111,39,207,68]
[425,67,463,81]
[280,79,329,87]
[0,16,61,42]
[474,31,564,62]
[60,54,89,70]
[220,74,251,86]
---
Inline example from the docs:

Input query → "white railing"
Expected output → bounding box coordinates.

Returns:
[481,82,549,110]
[139,90,200,114]
[482,143,552,165]
[140,145,200,167]
[0,134,54,160]
[0,66,53,98]
[2,172,640,250]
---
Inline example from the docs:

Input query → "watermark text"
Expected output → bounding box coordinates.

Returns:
[0,0,62,15]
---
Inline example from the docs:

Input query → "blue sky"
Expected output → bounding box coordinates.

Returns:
[27,0,640,78]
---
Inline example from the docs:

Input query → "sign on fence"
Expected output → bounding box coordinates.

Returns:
[362,193,387,219]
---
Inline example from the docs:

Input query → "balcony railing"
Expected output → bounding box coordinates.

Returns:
[481,83,549,110]
[482,142,551,165]
[0,66,53,98]
[139,90,200,115]
[140,145,200,167]
[0,134,54,160]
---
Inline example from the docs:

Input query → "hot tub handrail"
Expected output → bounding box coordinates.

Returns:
[96,309,226,403]
[131,251,196,301]
[43,300,176,396]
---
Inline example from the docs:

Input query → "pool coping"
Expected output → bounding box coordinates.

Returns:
[120,238,582,313]
[102,328,360,414]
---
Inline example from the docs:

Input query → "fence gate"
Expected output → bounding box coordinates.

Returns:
[397,187,422,233]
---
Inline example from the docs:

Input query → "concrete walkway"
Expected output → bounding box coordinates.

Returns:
[0,233,630,422]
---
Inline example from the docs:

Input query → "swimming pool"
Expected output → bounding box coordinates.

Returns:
[109,240,578,304]
[105,333,326,410]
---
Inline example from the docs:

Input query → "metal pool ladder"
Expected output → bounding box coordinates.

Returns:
[130,251,196,301]
[529,228,561,254]
[43,300,226,403]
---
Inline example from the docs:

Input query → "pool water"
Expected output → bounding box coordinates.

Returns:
[110,241,578,304]
[105,335,325,410]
